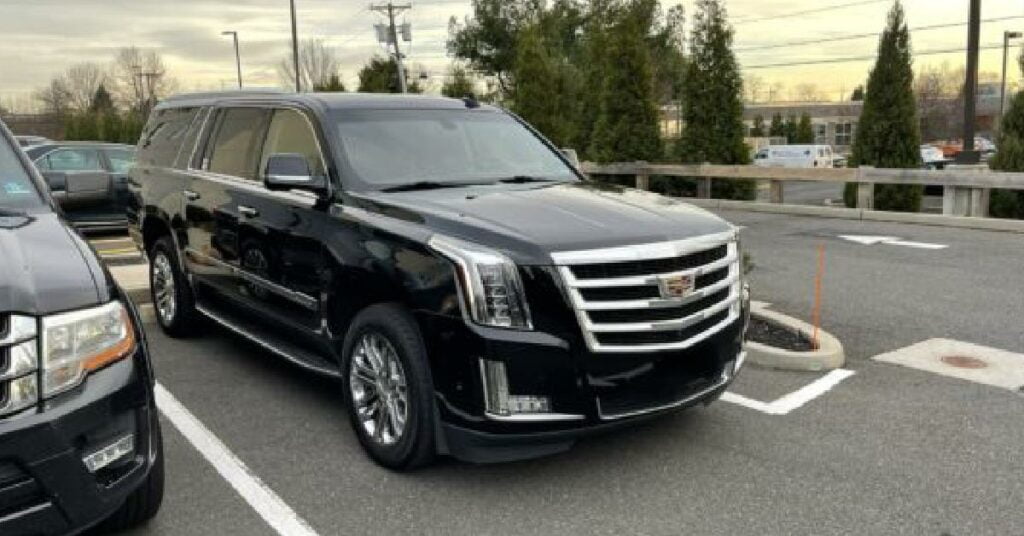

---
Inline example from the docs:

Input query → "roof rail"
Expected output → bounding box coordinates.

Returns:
[162,88,289,102]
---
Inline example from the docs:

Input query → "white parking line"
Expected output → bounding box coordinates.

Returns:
[154,383,320,536]
[721,369,856,415]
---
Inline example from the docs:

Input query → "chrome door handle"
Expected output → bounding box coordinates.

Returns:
[238,205,259,218]
[183,190,200,201]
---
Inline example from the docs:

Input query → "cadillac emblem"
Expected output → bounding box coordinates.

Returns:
[658,273,695,299]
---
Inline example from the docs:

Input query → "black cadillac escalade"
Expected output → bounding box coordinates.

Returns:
[128,91,749,469]
[0,120,163,534]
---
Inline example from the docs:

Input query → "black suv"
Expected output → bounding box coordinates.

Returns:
[129,91,749,469]
[24,142,136,232]
[0,121,163,533]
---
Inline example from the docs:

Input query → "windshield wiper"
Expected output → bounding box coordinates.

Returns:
[0,207,27,217]
[381,181,483,193]
[496,175,559,184]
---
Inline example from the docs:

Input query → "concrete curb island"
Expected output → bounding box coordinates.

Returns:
[746,302,845,372]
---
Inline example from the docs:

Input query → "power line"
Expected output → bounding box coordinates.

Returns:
[735,15,1024,53]
[733,0,889,26]
[742,43,1006,70]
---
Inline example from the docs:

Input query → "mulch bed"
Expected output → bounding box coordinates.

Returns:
[748,315,815,351]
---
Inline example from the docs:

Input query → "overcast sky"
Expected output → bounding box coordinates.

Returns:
[0,0,1022,108]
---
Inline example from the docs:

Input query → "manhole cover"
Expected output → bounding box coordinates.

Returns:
[940,355,988,369]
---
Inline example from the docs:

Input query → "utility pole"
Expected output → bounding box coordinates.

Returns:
[290,0,301,92]
[371,2,412,93]
[1000,31,1022,131]
[222,31,243,89]
[960,0,981,164]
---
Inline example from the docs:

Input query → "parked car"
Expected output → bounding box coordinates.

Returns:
[753,144,834,168]
[920,144,948,169]
[24,142,136,231]
[0,119,163,533]
[14,135,51,148]
[130,91,750,469]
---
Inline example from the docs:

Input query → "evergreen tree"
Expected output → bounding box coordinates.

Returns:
[796,113,815,143]
[357,56,422,93]
[512,24,578,148]
[783,116,798,143]
[847,1,922,211]
[769,113,785,137]
[750,115,766,137]
[588,3,662,163]
[441,65,477,99]
[89,84,114,114]
[851,85,865,101]
[313,74,346,92]
[989,88,1024,219]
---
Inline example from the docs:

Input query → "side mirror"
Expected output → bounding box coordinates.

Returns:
[263,153,326,193]
[560,148,580,168]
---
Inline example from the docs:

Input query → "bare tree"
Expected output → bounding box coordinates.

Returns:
[767,81,784,102]
[792,82,824,102]
[915,62,963,141]
[277,39,342,91]
[34,62,105,115]
[745,74,765,104]
[110,47,175,114]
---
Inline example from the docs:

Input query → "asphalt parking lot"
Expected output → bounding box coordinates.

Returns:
[91,211,1024,535]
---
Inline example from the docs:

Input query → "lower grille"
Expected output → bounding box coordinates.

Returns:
[0,461,45,518]
[552,231,741,353]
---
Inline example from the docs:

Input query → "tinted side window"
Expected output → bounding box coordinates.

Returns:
[138,107,199,168]
[261,109,326,178]
[207,108,268,180]
[104,148,136,173]
[38,148,103,172]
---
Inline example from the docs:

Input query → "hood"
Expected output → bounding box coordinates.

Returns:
[353,181,734,264]
[0,212,106,315]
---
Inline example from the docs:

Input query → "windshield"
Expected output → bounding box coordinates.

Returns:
[332,109,579,190]
[0,135,43,210]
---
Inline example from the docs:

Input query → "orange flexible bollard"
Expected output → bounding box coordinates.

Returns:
[811,243,825,350]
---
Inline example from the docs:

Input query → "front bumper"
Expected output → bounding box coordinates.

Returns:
[0,345,158,536]
[421,299,749,463]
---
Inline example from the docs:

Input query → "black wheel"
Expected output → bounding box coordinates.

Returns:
[96,421,165,532]
[341,303,436,470]
[149,236,199,337]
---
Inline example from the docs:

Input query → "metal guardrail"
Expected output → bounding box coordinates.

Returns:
[581,162,1024,218]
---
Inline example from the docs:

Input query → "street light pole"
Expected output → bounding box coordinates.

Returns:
[1000,31,1022,130]
[290,0,301,92]
[222,31,242,89]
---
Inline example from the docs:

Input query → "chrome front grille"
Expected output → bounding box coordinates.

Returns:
[553,231,742,353]
[0,315,39,418]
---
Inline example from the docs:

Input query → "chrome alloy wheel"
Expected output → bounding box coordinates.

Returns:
[349,332,409,446]
[152,252,176,324]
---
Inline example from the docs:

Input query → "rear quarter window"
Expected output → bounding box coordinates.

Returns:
[138,107,200,168]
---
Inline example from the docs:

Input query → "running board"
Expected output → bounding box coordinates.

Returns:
[196,304,341,378]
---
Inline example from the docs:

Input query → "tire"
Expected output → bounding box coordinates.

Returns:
[96,421,165,532]
[341,303,436,470]
[149,236,199,337]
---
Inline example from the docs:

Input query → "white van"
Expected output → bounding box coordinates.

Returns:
[753,145,834,168]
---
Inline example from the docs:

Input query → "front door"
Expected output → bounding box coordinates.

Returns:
[229,107,330,333]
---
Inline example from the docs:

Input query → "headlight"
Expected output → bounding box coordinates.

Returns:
[41,301,135,398]
[428,235,533,329]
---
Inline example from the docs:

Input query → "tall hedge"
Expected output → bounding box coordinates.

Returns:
[989,89,1024,219]
[846,1,923,212]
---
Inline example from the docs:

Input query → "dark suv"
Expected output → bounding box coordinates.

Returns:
[0,121,163,533]
[129,91,749,469]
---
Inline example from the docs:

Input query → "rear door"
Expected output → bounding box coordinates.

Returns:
[184,106,270,296]
[34,147,109,209]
